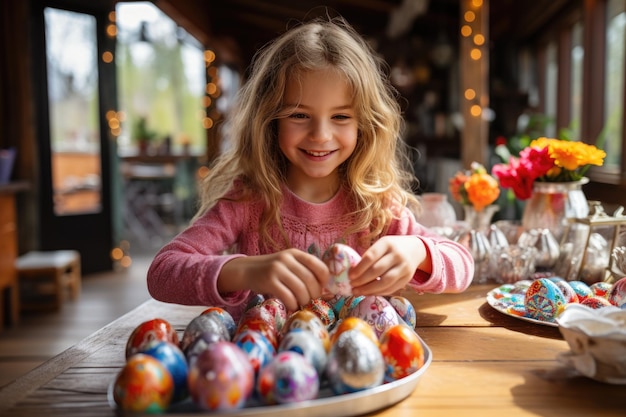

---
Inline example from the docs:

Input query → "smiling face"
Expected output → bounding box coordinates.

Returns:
[277,68,358,202]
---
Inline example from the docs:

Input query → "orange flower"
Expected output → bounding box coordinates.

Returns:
[448,162,500,211]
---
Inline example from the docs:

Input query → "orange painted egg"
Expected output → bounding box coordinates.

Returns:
[581,295,614,309]
[280,310,329,351]
[329,316,378,347]
[125,318,179,359]
[379,324,425,381]
[302,298,336,328]
[590,281,613,298]
[113,353,174,412]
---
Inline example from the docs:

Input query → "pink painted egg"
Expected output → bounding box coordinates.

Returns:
[125,318,179,359]
[188,341,254,411]
[552,279,579,304]
[257,351,319,404]
[233,329,276,375]
[322,243,361,296]
[379,324,425,382]
[388,296,417,328]
[348,295,400,339]
[260,298,288,332]
[113,353,173,412]
[608,277,626,308]
[279,328,327,375]
[281,310,329,351]
[524,278,567,323]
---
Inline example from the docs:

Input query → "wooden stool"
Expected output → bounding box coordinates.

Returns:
[15,250,81,311]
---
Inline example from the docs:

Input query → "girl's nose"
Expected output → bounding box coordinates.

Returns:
[311,119,332,142]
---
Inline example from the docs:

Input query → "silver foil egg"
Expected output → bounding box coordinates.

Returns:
[325,329,384,394]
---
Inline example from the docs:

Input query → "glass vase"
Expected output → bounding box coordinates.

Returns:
[521,178,589,242]
[463,204,499,232]
[417,193,457,228]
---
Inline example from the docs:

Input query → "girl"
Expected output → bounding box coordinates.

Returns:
[147,17,474,321]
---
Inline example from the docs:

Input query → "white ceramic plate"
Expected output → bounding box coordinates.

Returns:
[486,286,558,327]
[109,334,432,416]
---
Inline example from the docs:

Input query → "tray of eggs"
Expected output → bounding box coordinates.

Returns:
[109,243,432,416]
[487,275,626,326]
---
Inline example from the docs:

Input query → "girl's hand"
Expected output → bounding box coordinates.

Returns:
[348,235,431,295]
[218,249,330,312]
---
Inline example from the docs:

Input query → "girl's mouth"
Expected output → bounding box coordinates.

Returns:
[303,149,333,157]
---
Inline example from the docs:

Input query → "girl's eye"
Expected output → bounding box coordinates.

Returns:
[333,114,351,120]
[289,113,308,119]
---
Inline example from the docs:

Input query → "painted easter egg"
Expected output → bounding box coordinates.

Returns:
[326,329,384,394]
[608,276,626,308]
[181,314,230,352]
[524,278,567,322]
[552,279,579,304]
[302,298,336,328]
[348,295,401,339]
[279,328,327,375]
[322,243,361,296]
[257,351,319,404]
[125,318,179,359]
[281,309,329,351]
[233,329,276,375]
[388,295,417,328]
[235,317,278,350]
[113,354,173,412]
[567,280,593,302]
[379,324,425,382]
[580,295,614,309]
[141,341,189,403]
[590,281,613,298]
[260,298,288,333]
[188,341,254,411]
[184,331,224,364]
[201,307,236,338]
[337,295,365,320]
[329,316,379,347]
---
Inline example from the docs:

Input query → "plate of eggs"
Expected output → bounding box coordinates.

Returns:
[487,276,626,326]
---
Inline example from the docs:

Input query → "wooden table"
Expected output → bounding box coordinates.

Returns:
[1,285,624,416]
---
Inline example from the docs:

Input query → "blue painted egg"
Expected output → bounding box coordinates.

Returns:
[141,341,189,403]
[233,329,276,375]
[278,328,327,375]
[388,296,417,328]
[524,278,567,322]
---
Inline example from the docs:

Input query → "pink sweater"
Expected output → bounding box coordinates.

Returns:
[147,185,474,321]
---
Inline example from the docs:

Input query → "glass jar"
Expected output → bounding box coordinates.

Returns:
[417,193,457,228]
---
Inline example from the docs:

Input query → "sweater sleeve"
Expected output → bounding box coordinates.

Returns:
[146,198,252,313]
[387,207,474,294]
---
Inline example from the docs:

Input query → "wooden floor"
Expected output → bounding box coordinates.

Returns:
[0,252,155,388]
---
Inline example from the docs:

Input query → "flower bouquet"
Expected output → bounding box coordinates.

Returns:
[449,162,500,212]
[491,137,606,200]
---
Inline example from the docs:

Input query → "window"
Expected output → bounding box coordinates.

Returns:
[569,22,584,140]
[44,8,102,215]
[115,2,207,156]
[603,0,626,170]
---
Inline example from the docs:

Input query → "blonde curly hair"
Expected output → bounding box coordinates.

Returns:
[194,16,419,249]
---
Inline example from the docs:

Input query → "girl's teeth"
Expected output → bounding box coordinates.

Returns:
[307,150,329,156]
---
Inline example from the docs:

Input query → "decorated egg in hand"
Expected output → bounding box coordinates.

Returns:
[113,353,174,412]
[257,351,319,404]
[379,324,425,381]
[188,341,254,411]
[322,243,361,296]
[141,341,189,403]
[125,318,179,359]
[326,329,384,394]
